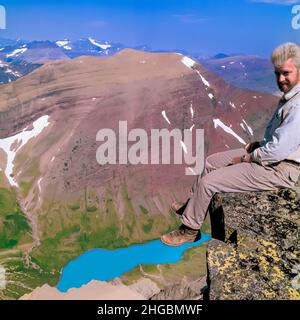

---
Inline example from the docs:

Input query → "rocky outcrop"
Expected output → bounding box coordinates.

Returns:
[128,278,161,299]
[149,277,207,300]
[207,186,300,300]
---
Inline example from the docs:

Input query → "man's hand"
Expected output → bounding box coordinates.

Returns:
[245,141,261,153]
[232,156,242,164]
[232,154,251,164]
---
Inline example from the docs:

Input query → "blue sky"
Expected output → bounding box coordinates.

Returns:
[0,0,299,57]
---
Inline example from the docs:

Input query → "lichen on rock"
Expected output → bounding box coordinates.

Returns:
[207,185,300,300]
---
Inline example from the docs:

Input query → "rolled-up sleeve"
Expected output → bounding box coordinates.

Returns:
[250,105,300,166]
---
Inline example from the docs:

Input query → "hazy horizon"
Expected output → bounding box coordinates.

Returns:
[0,0,299,58]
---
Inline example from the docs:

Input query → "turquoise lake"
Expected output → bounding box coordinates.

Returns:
[57,234,211,292]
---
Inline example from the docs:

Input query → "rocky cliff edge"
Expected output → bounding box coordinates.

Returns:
[207,181,300,300]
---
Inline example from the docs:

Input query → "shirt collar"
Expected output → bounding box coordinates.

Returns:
[283,83,300,101]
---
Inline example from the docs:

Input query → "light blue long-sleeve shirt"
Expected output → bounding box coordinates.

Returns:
[251,83,300,166]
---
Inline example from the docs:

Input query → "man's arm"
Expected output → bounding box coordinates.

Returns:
[250,105,300,165]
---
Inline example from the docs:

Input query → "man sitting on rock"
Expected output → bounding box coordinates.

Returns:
[161,42,300,246]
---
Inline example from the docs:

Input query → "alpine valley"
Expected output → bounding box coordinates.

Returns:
[0,37,278,299]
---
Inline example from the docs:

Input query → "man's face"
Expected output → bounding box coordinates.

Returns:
[275,58,300,93]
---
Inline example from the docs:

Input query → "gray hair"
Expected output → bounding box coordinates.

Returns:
[271,42,300,68]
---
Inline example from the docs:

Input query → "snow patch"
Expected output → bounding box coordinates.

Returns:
[88,37,111,50]
[229,101,236,109]
[0,115,50,186]
[208,93,214,100]
[197,71,210,87]
[37,177,42,193]
[0,60,8,68]
[181,56,196,69]
[37,177,43,203]
[181,57,210,88]
[213,118,246,145]
[162,110,171,125]
[190,103,194,120]
[56,40,69,47]
[5,68,21,77]
[242,119,254,136]
[6,48,28,58]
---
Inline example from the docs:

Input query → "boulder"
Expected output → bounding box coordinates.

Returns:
[207,184,300,300]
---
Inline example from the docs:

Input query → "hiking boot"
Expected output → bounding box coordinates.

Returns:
[160,224,200,246]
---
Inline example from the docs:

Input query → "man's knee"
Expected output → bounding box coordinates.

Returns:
[205,153,216,165]
[204,153,219,174]
[195,173,215,193]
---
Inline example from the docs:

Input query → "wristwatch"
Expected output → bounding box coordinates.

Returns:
[241,155,247,162]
